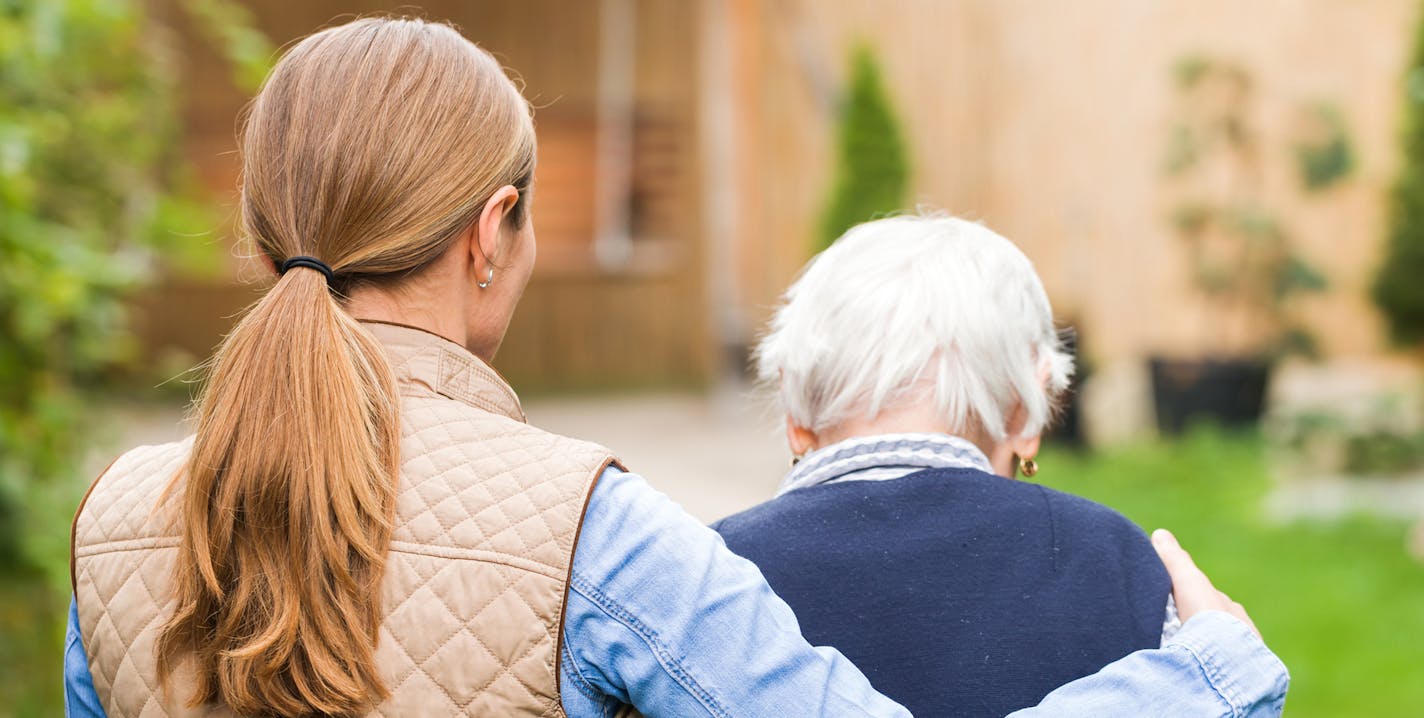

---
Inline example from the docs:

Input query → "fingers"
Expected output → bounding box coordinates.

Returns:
[1218,590,1259,638]
[1150,528,1193,574]
[1152,528,1262,640]
[1152,528,1210,615]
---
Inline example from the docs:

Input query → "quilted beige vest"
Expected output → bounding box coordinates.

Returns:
[72,321,616,717]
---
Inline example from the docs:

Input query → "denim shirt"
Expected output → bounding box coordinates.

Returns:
[66,466,1287,717]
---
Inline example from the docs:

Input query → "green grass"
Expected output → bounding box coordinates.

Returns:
[1040,429,1424,717]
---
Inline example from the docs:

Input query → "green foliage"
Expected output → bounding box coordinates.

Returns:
[1294,103,1355,191]
[1171,54,1214,91]
[1040,430,1424,717]
[1374,12,1424,344]
[184,0,275,92]
[818,45,909,252]
[1270,395,1424,477]
[0,2,269,709]
[0,0,267,578]
[1162,56,1330,361]
[0,565,65,717]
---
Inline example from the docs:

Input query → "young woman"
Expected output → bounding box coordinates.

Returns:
[65,17,1285,718]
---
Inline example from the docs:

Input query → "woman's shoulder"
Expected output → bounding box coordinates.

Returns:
[709,477,864,537]
[72,438,196,577]
[396,392,617,478]
[85,437,195,498]
[1026,483,1168,603]
[1028,481,1153,543]
[887,467,1160,557]
[911,468,1158,552]
[895,466,1149,540]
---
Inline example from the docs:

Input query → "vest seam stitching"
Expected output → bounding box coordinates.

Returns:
[71,455,122,596]
[75,538,180,558]
[434,345,523,420]
[553,456,616,717]
[386,542,563,578]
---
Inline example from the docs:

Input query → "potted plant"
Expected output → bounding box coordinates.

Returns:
[1152,57,1333,434]
[1046,323,1092,448]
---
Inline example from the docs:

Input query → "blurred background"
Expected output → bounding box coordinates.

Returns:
[3,0,1423,715]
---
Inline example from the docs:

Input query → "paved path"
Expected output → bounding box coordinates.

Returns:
[526,388,788,522]
[88,386,787,524]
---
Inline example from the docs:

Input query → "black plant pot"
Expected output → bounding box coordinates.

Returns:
[1046,327,1088,448]
[1048,386,1087,448]
[1149,357,1270,435]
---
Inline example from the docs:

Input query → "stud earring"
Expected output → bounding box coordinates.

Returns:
[1019,457,1039,478]
[476,267,494,289]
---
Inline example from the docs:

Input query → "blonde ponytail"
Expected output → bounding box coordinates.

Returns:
[156,17,536,716]
[158,266,399,715]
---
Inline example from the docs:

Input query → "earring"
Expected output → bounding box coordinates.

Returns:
[1019,457,1039,478]
[790,451,807,468]
[476,267,494,289]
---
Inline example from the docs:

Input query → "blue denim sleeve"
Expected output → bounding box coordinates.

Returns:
[1009,611,1289,718]
[559,467,911,718]
[65,597,108,718]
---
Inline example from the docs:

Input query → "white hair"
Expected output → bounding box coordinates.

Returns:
[756,213,1074,441]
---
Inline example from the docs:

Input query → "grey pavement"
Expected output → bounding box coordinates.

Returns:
[526,386,788,522]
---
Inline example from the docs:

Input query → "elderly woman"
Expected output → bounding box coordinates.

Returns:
[715,214,1180,718]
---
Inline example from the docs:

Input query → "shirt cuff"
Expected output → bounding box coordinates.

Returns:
[1165,611,1290,717]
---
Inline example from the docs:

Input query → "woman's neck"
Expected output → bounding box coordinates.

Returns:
[346,288,466,346]
[815,407,1011,477]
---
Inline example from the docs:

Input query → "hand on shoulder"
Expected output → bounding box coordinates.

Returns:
[1151,528,1260,638]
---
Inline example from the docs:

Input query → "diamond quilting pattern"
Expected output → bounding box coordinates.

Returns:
[74,325,613,717]
[394,396,597,571]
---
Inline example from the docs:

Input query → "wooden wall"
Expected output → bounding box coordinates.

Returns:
[721,0,1420,365]
[137,0,711,391]
[138,0,1415,389]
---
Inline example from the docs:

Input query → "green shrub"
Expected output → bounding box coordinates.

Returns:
[1374,11,1424,343]
[0,0,268,578]
[817,45,910,252]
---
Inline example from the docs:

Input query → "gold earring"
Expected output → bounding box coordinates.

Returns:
[1019,457,1039,478]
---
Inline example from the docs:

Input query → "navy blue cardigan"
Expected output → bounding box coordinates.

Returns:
[712,467,1170,718]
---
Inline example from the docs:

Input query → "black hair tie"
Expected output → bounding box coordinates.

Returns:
[279,256,335,285]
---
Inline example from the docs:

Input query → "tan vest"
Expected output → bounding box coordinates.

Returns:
[72,322,616,717]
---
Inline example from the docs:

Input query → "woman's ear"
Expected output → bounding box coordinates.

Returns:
[1010,431,1042,468]
[469,185,521,275]
[996,401,1042,477]
[1010,353,1055,469]
[785,417,818,458]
